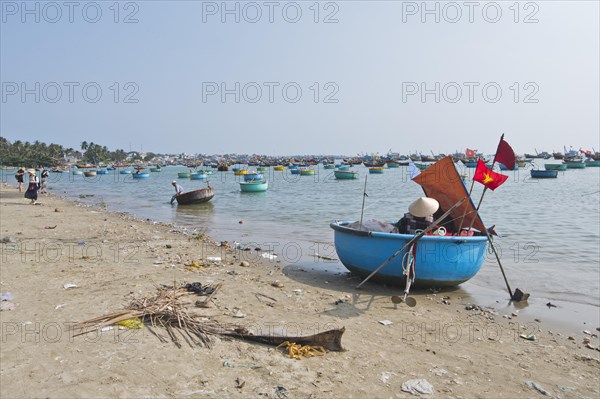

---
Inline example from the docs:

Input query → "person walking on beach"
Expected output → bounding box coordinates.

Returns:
[170,180,183,204]
[24,169,39,205]
[40,168,49,194]
[15,167,25,193]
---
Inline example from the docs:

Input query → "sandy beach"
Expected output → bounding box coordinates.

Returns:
[1,184,598,399]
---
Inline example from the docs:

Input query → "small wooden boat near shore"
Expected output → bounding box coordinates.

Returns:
[175,187,215,205]
[83,170,97,177]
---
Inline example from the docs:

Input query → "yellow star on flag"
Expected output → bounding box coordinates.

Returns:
[483,173,493,184]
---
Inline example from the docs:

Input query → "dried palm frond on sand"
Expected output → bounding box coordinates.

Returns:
[72,283,345,351]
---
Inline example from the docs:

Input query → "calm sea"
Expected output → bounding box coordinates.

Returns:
[25,161,600,328]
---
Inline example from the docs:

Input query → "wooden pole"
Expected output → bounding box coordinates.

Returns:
[359,174,368,231]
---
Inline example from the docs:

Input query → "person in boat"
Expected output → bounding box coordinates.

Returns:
[397,197,439,234]
[170,180,183,204]
[24,169,39,205]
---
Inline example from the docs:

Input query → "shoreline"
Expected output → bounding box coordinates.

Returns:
[1,184,599,398]
[51,183,600,337]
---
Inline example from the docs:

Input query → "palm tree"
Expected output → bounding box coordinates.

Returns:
[80,141,88,151]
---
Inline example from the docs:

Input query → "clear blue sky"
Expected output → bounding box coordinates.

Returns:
[1,1,598,155]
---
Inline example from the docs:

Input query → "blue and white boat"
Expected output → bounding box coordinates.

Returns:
[331,222,488,287]
[190,172,208,180]
[331,156,491,288]
[132,171,150,179]
[244,172,264,181]
[239,180,268,192]
[530,170,558,178]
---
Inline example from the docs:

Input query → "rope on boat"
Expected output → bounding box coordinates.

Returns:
[401,243,417,300]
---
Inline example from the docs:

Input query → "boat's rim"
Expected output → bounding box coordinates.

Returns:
[330,221,488,242]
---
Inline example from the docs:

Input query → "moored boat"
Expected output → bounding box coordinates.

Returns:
[233,169,248,176]
[175,187,215,204]
[368,167,385,174]
[132,171,150,179]
[239,180,268,192]
[498,163,518,171]
[244,172,264,181]
[178,172,191,178]
[330,221,488,287]
[531,170,558,178]
[386,162,400,168]
[150,166,162,172]
[323,164,335,169]
[585,160,600,167]
[120,169,132,174]
[544,164,567,171]
[83,170,97,177]
[273,165,284,171]
[190,172,208,180]
[334,169,359,180]
[300,169,315,176]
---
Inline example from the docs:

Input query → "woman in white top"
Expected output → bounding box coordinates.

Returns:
[24,170,39,204]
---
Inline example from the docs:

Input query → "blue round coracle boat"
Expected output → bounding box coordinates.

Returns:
[132,172,150,179]
[330,221,488,287]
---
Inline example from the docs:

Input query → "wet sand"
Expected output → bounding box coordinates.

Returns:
[1,184,598,398]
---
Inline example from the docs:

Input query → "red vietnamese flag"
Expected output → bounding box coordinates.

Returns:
[494,135,516,170]
[466,148,476,157]
[473,160,508,191]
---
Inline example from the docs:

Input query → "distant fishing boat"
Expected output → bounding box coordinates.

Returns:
[239,180,268,192]
[178,172,191,178]
[273,165,284,171]
[72,169,83,175]
[244,172,263,181]
[336,164,350,170]
[97,169,108,175]
[498,163,518,171]
[300,169,315,176]
[83,170,97,177]
[175,187,215,204]
[323,164,335,170]
[564,158,586,169]
[368,167,385,174]
[217,164,229,171]
[190,172,208,180]
[257,166,268,172]
[414,163,429,170]
[585,160,600,167]
[132,171,150,179]
[233,169,248,176]
[464,161,478,168]
[119,169,132,174]
[290,168,300,175]
[531,170,558,178]
[334,169,359,180]
[386,162,400,168]
[150,166,162,172]
[544,164,567,171]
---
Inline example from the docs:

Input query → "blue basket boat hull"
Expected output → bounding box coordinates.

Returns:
[330,221,488,287]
